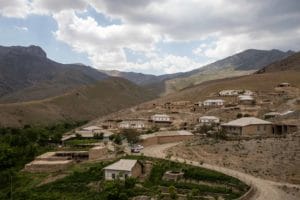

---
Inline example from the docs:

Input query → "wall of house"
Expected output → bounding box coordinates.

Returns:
[131,163,142,178]
[141,135,193,147]
[242,124,273,135]
[104,169,131,180]
[89,147,108,160]
[24,161,74,173]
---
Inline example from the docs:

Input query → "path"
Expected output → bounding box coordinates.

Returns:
[141,143,300,200]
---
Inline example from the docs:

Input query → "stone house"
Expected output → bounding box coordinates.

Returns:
[103,159,142,180]
[118,119,147,129]
[202,99,225,107]
[199,116,220,125]
[221,117,273,136]
[238,95,255,105]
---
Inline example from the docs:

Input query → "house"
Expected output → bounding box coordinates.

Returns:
[202,99,225,107]
[103,159,142,180]
[219,90,240,96]
[238,95,255,105]
[164,101,191,111]
[221,117,272,136]
[151,114,172,123]
[118,119,146,129]
[278,82,290,87]
[264,112,281,119]
[81,126,102,133]
[139,130,193,147]
[199,116,220,125]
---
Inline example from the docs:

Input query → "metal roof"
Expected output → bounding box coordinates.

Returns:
[103,159,138,171]
[222,117,272,127]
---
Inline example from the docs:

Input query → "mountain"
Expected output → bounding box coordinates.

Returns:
[256,51,300,73]
[163,49,294,94]
[0,77,155,127]
[101,49,294,95]
[0,45,109,103]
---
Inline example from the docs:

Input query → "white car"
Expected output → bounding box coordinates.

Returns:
[135,144,144,150]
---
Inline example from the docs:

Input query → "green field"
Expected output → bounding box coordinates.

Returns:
[1,155,249,200]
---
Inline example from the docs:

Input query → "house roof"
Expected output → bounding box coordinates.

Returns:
[103,159,138,171]
[82,126,102,131]
[222,117,272,127]
[140,130,193,140]
[199,116,219,120]
[151,114,170,118]
[238,95,254,100]
[204,99,224,103]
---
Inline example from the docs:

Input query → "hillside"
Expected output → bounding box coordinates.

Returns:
[257,51,300,73]
[0,78,155,127]
[163,49,294,94]
[101,49,294,95]
[0,45,109,103]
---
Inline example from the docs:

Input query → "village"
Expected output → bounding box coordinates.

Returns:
[21,81,300,199]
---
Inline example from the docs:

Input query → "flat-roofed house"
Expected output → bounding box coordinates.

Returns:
[221,117,272,136]
[238,95,255,105]
[150,114,172,127]
[118,119,146,129]
[278,82,290,87]
[219,90,240,96]
[103,159,142,180]
[199,116,220,125]
[202,99,225,107]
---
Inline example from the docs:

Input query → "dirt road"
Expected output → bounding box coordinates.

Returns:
[141,143,300,200]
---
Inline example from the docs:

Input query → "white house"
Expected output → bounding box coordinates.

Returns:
[219,90,240,96]
[199,116,220,125]
[238,95,255,105]
[103,159,142,180]
[118,120,146,129]
[202,99,225,107]
[151,114,171,122]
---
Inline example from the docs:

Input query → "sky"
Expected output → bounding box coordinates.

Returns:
[0,0,300,75]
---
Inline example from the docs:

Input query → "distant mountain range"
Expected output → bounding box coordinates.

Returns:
[0,45,109,102]
[0,45,297,126]
[101,49,294,94]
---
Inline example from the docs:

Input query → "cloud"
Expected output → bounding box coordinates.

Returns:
[31,0,88,15]
[15,26,28,31]
[53,11,159,70]
[0,0,30,18]
[0,0,300,74]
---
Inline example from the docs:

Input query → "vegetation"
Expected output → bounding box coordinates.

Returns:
[0,121,87,199]
[0,154,249,200]
[120,129,139,144]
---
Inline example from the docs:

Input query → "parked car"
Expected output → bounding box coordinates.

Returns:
[131,147,140,153]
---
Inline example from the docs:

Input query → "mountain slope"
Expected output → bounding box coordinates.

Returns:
[256,51,300,73]
[0,45,109,103]
[163,49,294,94]
[0,77,155,127]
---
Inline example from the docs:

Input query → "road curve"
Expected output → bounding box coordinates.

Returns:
[141,143,300,200]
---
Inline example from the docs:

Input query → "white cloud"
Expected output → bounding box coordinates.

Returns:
[53,11,159,70]
[0,0,300,74]
[15,26,28,31]
[0,0,30,18]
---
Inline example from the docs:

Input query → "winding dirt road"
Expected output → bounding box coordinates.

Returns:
[141,143,300,200]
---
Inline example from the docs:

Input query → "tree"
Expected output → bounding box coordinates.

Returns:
[120,129,139,144]
[114,134,122,145]
[168,186,178,199]
[93,132,104,140]
[124,177,136,189]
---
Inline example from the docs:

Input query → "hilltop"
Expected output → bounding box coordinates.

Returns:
[0,45,109,103]
[0,78,155,127]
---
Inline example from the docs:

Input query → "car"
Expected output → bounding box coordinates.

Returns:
[135,144,144,150]
[131,147,140,153]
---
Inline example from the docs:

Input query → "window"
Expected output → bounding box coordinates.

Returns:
[112,173,115,179]
[257,126,260,131]
[264,125,266,131]
[125,174,128,179]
